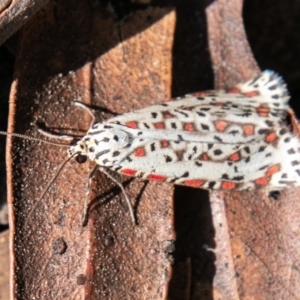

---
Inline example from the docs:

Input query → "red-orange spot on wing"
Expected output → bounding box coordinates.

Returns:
[265,132,277,143]
[184,180,204,187]
[147,174,167,181]
[122,169,137,176]
[266,164,280,176]
[193,91,205,97]
[244,91,258,97]
[184,123,195,131]
[255,176,268,185]
[214,102,224,107]
[135,147,146,157]
[221,182,236,190]
[228,152,240,162]
[199,153,209,161]
[257,106,270,117]
[155,122,165,129]
[126,121,138,129]
[162,112,174,119]
[228,89,240,94]
[215,120,228,132]
[243,124,254,135]
[161,140,169,148]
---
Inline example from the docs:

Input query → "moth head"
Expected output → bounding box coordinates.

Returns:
[68,140,88,163]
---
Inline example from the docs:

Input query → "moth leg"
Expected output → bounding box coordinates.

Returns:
[71,101,96,127]
[98,166,136,225]
[82,164,99,226]
[83,165,136,226]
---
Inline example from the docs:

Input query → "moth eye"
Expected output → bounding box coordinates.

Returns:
[76,154,87,164]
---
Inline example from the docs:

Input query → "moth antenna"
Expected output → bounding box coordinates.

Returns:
[26,153,77,225]
[0,131,70,147]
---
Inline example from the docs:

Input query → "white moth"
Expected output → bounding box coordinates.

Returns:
[2,70,300,224]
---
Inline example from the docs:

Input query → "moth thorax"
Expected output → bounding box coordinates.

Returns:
[89,129,132,166]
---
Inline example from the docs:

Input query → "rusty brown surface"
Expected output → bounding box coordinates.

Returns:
[206,0,260,89]
[7,0,300,299]
[0,0,49,46]
[0,229,10,300]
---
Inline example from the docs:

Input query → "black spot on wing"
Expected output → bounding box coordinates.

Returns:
[258,146,266,152]
[213,149,222,156]
[232,176,244,181]
[288,148,296,154]
[265,120,273,127]
[229,130,239,135]
[165,155,172,163]
[201,124,209,131]
[291,160,300,166]
[258,129,270,135]
[201,107,211,111]
[208,181,216,189]
[174,109,189,117]
[268,84,277,90]
[258,165,269,171]
[244,146,250,154]
[279,128,287,135]
[95,150,110,159]
[271,94,279,99]
[112,151,120,157]
[284,137,291,143]
[214,136,223,142]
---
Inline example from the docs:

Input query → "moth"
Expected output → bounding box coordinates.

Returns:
[70,70,300,190]
[3,70,300,224]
